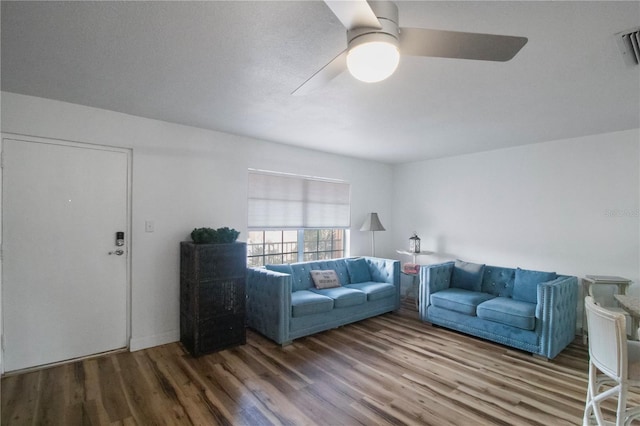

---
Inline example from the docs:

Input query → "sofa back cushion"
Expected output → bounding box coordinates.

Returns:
[346,258,372,283]
[481,266,516,297]
[318,260,350,285]
[289,259,350,291]
[290,263,314,291]
[513,267,557,303]
[450,260,485,292]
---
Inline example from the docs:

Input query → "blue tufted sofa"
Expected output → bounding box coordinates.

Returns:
[419,260,578,359]
[246,257,400,345]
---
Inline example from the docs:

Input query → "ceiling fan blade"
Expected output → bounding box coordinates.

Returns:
[324,0,382,30]
[292,50,348,96]
[400,28,528,62]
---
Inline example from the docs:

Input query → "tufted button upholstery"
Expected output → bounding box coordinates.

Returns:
[481,267,515,297]
[419,261,454,319]
[539,276,579,359]
[246,268,292,344]
[421,261,578,359]
[246,257,400,345]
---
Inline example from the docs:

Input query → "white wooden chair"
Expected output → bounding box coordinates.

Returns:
[584,296,640,425]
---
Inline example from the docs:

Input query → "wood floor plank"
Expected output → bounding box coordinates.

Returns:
[35,365,82,425]
[117,349,187,425]
[1,370,40,425]
[95,357,132,423]
[4,303,636,425]
[148,346,229,425]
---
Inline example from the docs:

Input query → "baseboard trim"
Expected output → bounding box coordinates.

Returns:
[2,347,128,377]
[129,330,179,352]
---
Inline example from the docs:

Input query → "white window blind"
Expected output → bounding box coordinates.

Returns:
[248,170,351,229]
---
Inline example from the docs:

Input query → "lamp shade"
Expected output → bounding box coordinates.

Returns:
[347,32,400,83]
[360,213,386,232]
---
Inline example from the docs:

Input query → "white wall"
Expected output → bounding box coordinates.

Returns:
[392,130,640,299]
[4,90,637,356]
[0,92,394,351]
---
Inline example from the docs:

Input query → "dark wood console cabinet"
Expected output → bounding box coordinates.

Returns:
[180,242,246,356]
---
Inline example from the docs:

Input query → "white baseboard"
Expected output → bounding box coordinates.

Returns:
[129,329,179,352]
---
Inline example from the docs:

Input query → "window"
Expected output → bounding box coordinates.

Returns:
[246,230,298,267]
[247,229,345,267]
[303,229,344,261]
[247,170,350,267]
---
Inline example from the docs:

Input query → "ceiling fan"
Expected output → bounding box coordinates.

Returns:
[292,0,528,95]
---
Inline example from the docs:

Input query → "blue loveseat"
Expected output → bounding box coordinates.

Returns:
[247,257,400,345]
[419,260,578,359]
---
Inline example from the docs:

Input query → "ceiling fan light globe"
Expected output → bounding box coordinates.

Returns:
[347,40,400,83]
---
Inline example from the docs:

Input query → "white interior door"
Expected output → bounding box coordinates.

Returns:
[2,137,130,372]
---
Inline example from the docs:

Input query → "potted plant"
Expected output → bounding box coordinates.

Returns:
[190,227,240,244]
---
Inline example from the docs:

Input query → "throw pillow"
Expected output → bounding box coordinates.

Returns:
[310,270,341,289]
[451,260,485,292]
[265,264,293,275]
[513,268,557,303]
[346,258,372,283]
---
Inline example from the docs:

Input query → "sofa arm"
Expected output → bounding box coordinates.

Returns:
[537,275,578,359]
[419,261,454,319]
[246,268,292,345]
[364,257,400,284]
[364,257,401,309]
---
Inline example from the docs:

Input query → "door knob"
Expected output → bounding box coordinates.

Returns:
[108,250,124,256]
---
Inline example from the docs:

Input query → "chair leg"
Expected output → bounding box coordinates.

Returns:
[583,384,593,426]
[623,406,640,425]
[617,383,628,426]
[584,362,598,425]
[584,363,620,425]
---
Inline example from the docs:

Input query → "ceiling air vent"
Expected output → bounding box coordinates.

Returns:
[616,27,640,66]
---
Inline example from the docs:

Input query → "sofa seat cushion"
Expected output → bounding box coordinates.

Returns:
[430,288,495,316]
[346,281,395,301]
[310,287,366,308]
[291,290,334,318]
[476,297,537,330]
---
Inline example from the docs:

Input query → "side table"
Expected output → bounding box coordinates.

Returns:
[582,275,632,344]
[614,295,640,340]
[396,250,434,309]
[401,271,420,309]
[396,249,434,265]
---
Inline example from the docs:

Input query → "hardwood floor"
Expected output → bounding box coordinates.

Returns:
[2,302,635,425]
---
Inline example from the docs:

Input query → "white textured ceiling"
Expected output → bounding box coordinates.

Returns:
[2,1,639,164]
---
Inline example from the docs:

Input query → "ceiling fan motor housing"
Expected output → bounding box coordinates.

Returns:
[347,0,399,51]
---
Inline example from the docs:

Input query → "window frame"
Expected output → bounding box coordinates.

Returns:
[247,228,348,267]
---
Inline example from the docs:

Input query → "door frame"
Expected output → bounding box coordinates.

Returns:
[0,132,133,374]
